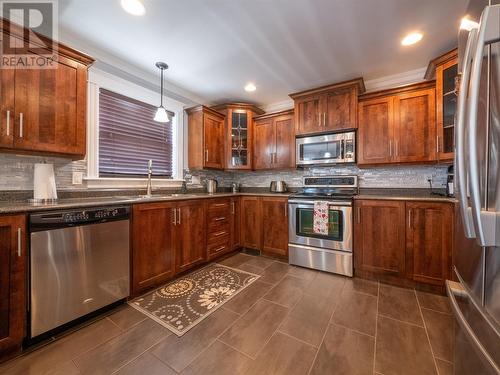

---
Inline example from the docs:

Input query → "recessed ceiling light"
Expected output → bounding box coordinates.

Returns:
[244,83,257,92]
[121,0,146,16]
[460,16,479,31]
[401,32,423,46]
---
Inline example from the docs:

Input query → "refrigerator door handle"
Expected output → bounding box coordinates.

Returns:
[467,5,500,247]
[446,281,500,375]
[456,27,477,238]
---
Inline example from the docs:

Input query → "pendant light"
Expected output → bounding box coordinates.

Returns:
[154,62,170,123]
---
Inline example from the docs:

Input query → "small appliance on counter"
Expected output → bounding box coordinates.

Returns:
[270,180,287,193]
[31,163,58,203]
[206,179,218,194]
[446,165,454,197]
[231,182,240,193]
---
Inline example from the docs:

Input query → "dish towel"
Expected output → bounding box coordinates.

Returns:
[313,201,329,235]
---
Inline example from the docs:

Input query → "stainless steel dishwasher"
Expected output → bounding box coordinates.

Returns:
[29,206,130,339]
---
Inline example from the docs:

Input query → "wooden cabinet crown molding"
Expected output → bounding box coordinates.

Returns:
[253,108,294,120]
[0,18,94,66]
[185,105,225,119]
[211,103,265,115]
[358,80,435,101]
[289,77,366,99]
[424,48,458,81]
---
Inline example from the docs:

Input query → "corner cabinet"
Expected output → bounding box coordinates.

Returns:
[211,103,265,170]
[186,106,226,170]
[253,109,295,170]
[0,215,26,360]
[290,78,365,136]
[0,22,94,158]
[354,199,453,290]
[358,82,437,165]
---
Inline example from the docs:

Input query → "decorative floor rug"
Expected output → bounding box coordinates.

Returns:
[128,263,260,336]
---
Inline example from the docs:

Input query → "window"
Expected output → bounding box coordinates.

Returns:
[98,88,174,178]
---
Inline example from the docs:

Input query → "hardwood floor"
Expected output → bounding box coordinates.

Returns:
[0,252,454,375]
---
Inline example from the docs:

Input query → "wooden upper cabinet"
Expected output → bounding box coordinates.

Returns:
[290,78,365,136]
[354,200,406,277]
[0,215,26,359]
[0,20,93,158]
[253,109,295,170]
[211,103,264,170]
[187,106,225,170]
[358,81,437,166]
[406,202,453,286]
[426,49,458,162]
[175,200,206,274]
[358,97,394,165]
[261,197,288,258]
[132,203,176,295]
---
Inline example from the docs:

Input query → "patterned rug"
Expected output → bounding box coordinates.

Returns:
[128,263,260,336]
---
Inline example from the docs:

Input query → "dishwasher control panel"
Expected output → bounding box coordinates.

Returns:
[30,206,130,232]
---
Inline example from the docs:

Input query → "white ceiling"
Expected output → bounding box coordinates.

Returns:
[58,0,468,106]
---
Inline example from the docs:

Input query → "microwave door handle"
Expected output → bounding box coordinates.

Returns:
[457,27,477,238]
[467,5,500,247]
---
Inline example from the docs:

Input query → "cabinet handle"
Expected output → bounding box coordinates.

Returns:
[395,140,398,157]
[231,202,235,215]
[213,245,226,253]
[408,209,412,229]
[177,208,181,225]
[214,217,226,221]
[172,209,177,225]
[205,149,208,162]
[270,153,273,164]
[284,204,287,217]
[323,113,326,127]
[436,136,441,153]
[19,113,23,138]
[17,228,22,257]
[6,110,10,136]
[357,207,361,224]
[213,231,227,237]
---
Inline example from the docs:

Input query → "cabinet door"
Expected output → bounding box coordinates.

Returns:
[274,114,295,169]
[0,33,15,149]
[132,203,176,294]
[253,118,274,170]
[240,196,262,249]
[295,95,322,135]
[204,112,225,169]
[406,202,453,286]
[358,97,394,165]
[324,87,357,131]
[0,215,26,357]
[230,198,241,250]
[14,55,87,156]
[354,200,406,277]
[393,88,437,163]
[261,197,288,257]
[436,59,458,162]
[176,201,206,274]
[227,110,252,170]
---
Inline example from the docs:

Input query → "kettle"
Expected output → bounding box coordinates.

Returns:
[206,179,218,194]
[270,180,287,193]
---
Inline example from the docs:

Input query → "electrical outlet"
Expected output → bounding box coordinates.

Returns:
[191,176,201,185]
[72,171,83,185]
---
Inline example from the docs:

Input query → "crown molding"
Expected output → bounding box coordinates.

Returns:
[364,67,427,93]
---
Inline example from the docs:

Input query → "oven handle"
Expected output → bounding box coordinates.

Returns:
[288,200,352,207]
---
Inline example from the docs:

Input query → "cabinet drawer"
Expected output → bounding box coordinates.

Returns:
[207,199,231,214]
[207,238,231,258]
[208,215,230,233]
[208,230,230,244]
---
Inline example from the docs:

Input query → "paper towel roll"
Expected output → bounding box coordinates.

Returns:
[34,163,58,200]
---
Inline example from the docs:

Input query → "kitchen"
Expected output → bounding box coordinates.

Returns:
[0,0,498,374]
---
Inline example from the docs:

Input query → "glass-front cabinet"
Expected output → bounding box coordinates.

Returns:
[433,48,458,162]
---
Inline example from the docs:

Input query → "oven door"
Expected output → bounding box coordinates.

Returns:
[296,134,345,166]
[288,200,352,252]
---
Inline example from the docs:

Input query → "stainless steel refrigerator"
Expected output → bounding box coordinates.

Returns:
[453,0,500,373]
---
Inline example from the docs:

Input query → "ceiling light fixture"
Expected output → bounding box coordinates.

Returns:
[460,16,479,31]
[154,62,170,123]
[401,32,423,46]
[120,0,146,16]
[244,83,257,92]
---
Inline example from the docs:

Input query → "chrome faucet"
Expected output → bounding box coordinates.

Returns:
[145,159,153,197]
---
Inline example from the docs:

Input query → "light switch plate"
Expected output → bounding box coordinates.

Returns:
[72,171,83,185]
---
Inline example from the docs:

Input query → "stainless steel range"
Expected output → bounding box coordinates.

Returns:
[288,176,357,277]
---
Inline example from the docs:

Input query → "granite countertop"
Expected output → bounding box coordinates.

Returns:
[355,188,457,203]
[0,191,294,215]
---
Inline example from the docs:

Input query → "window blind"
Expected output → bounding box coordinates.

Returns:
[99,89,174,177]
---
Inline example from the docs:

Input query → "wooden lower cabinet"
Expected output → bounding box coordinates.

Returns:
[132,203,176,295]
[0,215,26,359]
[354,199,453,289]
[406,202,453,286]
[230,198,241,250]
[261,197,288,258]
[241,196,288,258]
[176,200,206,274]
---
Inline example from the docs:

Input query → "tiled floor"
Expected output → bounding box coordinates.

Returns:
[0,252,455,375]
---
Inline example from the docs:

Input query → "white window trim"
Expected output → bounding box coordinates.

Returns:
[85,68,185,189]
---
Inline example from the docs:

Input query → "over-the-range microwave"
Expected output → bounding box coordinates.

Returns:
[296,131,355,167]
